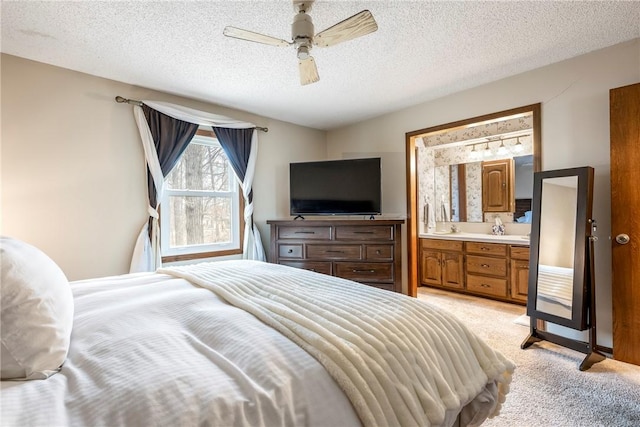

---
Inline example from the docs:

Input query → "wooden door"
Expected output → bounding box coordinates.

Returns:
[610,82,640,365]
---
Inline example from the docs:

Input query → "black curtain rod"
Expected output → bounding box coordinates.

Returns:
[114,96,268,132]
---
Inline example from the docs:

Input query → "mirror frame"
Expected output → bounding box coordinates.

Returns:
[526,166,594,330]
[405,103,541,297]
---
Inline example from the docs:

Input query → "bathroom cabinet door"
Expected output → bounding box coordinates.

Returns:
[441,252,464,289]
[420,250,463,289]
[510,259,529,303]
[482,159,514,213]
[420,250,443,286]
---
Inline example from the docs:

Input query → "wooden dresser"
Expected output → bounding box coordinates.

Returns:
[267,219,404,292]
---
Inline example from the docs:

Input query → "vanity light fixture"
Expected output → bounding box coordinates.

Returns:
[514,137,524,153]
[483,142,491,157]
[469,144,480,160]
[497,140,508,155]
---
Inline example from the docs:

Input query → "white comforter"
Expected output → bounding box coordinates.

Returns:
[160,261,515,427]
[1,271,361,427]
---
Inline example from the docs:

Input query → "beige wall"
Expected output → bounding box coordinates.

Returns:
[1,54,326,280]
[326,39,640,347]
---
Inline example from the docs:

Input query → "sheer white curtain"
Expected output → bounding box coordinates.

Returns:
[129,101,266,273]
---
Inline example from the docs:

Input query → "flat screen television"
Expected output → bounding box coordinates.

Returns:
[289,157,382,217]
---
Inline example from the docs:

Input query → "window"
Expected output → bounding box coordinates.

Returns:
[161,129,243,261]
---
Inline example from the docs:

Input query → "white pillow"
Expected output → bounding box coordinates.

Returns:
[1,237,74,380]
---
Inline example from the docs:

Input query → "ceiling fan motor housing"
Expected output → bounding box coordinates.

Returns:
[292,10,314,56]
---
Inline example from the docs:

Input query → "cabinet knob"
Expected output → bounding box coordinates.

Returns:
[288,249,293,253]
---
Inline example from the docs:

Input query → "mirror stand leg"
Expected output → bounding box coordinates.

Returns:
[579,350,606,371]
[520,326,542,349]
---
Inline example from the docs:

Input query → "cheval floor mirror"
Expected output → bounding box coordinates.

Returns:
[521,166,606,371]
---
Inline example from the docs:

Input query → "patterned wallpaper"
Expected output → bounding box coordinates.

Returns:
[422,114,533,147]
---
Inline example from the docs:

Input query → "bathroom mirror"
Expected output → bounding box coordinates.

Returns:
[526,166,594,330]
[447,155,534,222]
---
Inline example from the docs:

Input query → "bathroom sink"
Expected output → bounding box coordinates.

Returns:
[422,231,531,245]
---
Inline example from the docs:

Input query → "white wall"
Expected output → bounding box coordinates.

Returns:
[1,54,325,280]
[326,39,640,347]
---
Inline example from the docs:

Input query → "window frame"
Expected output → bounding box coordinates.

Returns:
[160,129,244,263]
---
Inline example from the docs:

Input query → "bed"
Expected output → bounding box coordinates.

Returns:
[1,237,514,427]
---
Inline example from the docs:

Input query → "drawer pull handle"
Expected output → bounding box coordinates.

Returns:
[287,249,293,253]
[480,283,491,288]
[375,250,381,255]
[481,264,490,268]
[352,269,376,273]
[480,247,489,251]
[295,231,315,234]
[326,250,345,254]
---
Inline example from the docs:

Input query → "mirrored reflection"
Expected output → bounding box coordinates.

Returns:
[535,176,578,319]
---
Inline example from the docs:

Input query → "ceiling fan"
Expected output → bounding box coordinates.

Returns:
[223,1,378,85]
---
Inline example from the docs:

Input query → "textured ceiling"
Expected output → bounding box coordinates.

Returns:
[2,1,639,130]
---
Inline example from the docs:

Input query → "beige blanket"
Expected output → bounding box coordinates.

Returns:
[159,260,514,427]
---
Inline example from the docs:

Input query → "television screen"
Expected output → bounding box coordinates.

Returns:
[290,157,382,216]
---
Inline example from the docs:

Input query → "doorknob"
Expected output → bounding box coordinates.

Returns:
[615,234,630,245]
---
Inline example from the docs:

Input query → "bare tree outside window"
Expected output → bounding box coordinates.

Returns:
[164,139,235,250]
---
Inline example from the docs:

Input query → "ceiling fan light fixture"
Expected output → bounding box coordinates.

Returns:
[297,45,310,60]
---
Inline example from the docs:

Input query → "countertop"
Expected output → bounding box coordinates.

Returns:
[419,231,530,246]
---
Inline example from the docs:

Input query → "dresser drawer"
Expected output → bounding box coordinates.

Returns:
[335,226,393,241]
[279,261,332,275]
[306,244,361,260]
[466,274,508,297]
[277,226,331,240]
[466,242,508,256]
[334,262,393,282]
[364,282,395,292]
[365,245,393,261]
[420,238,464,252]
[510,245,530,260]
[466,255,507,277]
[278,244,303,259]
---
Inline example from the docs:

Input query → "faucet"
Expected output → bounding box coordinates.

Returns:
[450,224,461,233]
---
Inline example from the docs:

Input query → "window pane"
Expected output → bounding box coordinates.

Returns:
[166,143,230,191]
[168,195,232,248]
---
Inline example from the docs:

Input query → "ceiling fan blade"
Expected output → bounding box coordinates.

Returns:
[314,10,378,47]
[223,26,291,47]
[299,56,320,85]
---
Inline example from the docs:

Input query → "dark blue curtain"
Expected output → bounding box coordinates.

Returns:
[212,127,254,204]
[143,104,199,208]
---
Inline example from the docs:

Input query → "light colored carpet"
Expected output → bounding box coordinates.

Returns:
[417,287,640,427]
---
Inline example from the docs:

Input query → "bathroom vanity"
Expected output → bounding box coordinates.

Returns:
[419,232,530,304]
